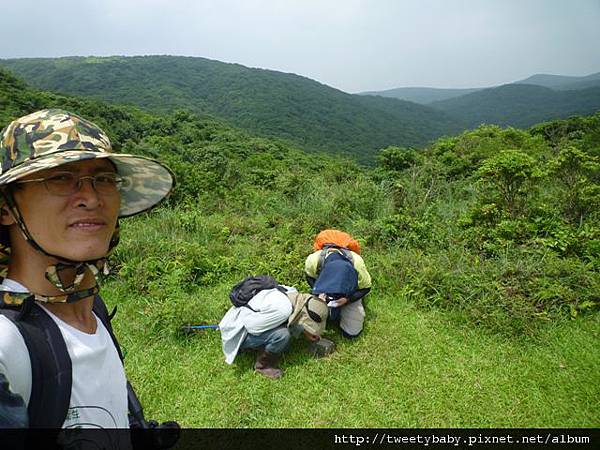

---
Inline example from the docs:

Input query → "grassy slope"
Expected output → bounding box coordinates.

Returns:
[106,271,600,428]
[104,205,599,428]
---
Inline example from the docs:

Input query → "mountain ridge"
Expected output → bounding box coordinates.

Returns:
[0,55,464,164]
[430,83,600,128]
[2,56,599,162]
[361,71,600,104]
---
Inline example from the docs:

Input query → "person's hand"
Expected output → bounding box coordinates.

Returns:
[318,293,327,301]
[336,297,349,306]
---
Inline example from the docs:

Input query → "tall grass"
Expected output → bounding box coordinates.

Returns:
[103,186,599,426]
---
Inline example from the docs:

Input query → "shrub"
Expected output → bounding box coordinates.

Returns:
[476,150,539,217]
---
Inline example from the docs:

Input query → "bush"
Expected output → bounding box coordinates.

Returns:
[476,150,539,217]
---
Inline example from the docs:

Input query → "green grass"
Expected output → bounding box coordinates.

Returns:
[104,279,600,428]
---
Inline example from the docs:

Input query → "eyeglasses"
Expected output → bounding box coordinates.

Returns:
[16,171,126,196]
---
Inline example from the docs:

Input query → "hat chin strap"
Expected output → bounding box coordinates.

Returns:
[3,193,115,304]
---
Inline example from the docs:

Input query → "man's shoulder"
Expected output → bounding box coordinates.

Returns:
[0,314,32,405]
[351,251,365,263]
[250,288,290,305]
[305,251,321,272]
[306,251,321,261]
[0,314,33,364]
[248,288,293,314]
[0,314,25,342]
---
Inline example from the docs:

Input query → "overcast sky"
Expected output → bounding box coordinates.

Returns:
[1,0,599,93]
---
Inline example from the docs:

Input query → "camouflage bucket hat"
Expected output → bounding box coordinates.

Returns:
[0,109,175,217]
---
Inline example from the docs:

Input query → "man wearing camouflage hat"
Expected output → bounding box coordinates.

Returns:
[0,109,174,428]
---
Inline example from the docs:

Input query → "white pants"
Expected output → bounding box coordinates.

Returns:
[339,299,366,336]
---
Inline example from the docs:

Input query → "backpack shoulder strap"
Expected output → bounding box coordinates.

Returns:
[340,248,354,264]
[316,246,354,274]
[0,303,72,428]
[92,295,123,361]
[316,248,329,274]
[92,296,150,428]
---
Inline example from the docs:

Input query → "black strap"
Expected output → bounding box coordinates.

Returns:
[1,303,72,428]
[1,295,147,429]
[92,296,148,428]
[92,296,124,361]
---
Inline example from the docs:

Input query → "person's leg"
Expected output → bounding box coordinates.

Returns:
[328,305,341,323]
[240,325,290,354]
[339,300,365,338]
[241,326,290,379]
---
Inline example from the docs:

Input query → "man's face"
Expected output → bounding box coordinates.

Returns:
[11,158,120,262]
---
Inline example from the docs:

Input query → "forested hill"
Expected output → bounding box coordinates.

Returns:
[430,84,600,129]
[0,56,464,164]
[515,72,600,90]
[359,86,483,104]
[360,71,600,104]
[0,66,375,216]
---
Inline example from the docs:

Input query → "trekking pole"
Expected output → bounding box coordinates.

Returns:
[181,324,219,333]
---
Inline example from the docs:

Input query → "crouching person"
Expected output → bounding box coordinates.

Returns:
[219,286,328,379]
[305,230,372,339]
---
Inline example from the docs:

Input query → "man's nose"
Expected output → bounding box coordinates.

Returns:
[73,176,102,206]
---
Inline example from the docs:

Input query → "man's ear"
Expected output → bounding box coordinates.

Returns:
[0,205,16,226]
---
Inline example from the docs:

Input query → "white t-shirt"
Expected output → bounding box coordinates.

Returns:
[0,279,129,428]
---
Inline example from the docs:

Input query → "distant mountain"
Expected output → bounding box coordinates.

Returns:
[554,72,600,91]
[513,74,583,88]
[514,72,600,90]
[0,56,464,163]
[362,71,600,105]
[359,87,482,104]
[430,84,600,129]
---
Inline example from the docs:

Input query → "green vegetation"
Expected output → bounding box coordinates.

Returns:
[0,56,464,164]
[431,84,600,129]
[359,86,482,104]
[1,68,598,426]
[3,57,599,163]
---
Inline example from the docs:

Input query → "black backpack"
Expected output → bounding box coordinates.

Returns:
[0,295,147,429]
[229,275,287,310]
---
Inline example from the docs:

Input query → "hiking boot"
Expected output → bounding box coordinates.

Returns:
[239,346,263,354]
[254,350,283,379]
[308,338,336,357]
